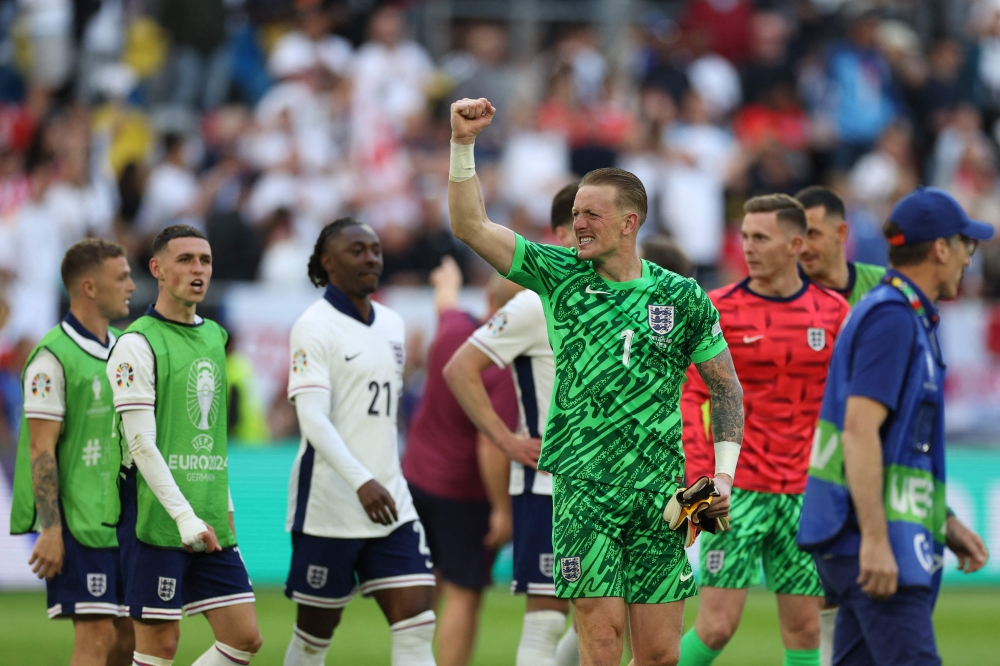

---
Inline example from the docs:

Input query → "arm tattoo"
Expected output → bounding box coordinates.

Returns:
[695,348,744,445]
[31,452,61,529]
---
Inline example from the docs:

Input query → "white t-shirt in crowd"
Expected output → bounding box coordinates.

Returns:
[135,162,201,235]
[661,122,735,266]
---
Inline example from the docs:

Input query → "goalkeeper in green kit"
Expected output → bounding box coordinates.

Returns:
[10,239,136,665]
[106,225,262,666]
[447,97,745,666]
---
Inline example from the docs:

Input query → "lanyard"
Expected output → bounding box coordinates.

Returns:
[885,275,942,363]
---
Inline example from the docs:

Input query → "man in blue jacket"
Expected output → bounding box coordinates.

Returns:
[799,187,990,666]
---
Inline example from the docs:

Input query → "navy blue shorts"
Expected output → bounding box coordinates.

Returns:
[46,527,125,619]
[511,492,555,596]
[410,483,495,590]
[285,520,436,609]
[117,470,255,621]
[813,555,940,666]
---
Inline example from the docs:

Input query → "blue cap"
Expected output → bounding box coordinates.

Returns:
[887,187,995,246]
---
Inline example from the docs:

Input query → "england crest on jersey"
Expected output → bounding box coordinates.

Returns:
[87,573,107,597]
[306,565,328,589]
[807,328,826,351]
[648,305,674,335]
[560,557,582,583]
[390,341,405,369]
[158,577,176,601]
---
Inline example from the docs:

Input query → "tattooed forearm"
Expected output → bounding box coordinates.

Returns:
[695,348,744,444]
[31,452,61,529]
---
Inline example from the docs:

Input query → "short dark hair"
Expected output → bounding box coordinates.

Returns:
[551,183,578,231]
[162,132,184,154]
[744,193,807,234]
[152,224,208,256]
[641,236,693,277]
[795,186,846,220]
[883,221,940,267]
[61,238,127,288]
[307,217,365,287]
[578,167,648,226]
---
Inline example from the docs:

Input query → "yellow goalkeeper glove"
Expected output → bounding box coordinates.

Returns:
[662,476,731,547]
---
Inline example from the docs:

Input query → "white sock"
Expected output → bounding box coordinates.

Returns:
[820,608,837,666]
[554,623,580,666]
[517,610,568,666]
[390,610,437,666]
[191,641,255,665]
[284,626,332,666]
[133,654,173,666]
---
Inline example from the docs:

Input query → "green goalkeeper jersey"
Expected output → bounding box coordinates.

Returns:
[503,234,728,492]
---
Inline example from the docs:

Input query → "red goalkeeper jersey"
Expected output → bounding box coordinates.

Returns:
[682,278,850,494]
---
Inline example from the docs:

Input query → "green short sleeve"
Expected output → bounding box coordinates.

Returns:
[501,233,579,296]
[683,282,728,364]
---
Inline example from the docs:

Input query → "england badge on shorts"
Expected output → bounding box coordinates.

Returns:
[648,305,674,335]
[306,565,328,590]
[158,577,177,602]
[560,557,582,583]
[539,554,554,578]
[706,550,725,574]
[87,573,107,597]
[807,327,826,351]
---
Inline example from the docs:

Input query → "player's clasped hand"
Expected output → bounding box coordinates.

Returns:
[498,432,542,469]
[703,473,733,519]
[357,479,398,526]
[857,534,899,599]
[28,527,64,580]
[450,97,496,144]
[187,523,221,554]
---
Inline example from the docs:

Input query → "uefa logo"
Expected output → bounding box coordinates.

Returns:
[187,358,221,431]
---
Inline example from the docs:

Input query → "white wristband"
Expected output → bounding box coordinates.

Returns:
[449,141,476,182]
[176,509,209,552]
[714,440,741,479]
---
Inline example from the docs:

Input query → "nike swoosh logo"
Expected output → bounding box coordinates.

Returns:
[344,353,362,361]
[680,571,693,582]
[743,335,764,344]
[585,285,611,295]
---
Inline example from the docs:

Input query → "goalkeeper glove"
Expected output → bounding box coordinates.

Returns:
[662,476,731,547]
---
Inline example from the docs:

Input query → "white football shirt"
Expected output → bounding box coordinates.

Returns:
[469,289,555,496]
[286,294,417,538]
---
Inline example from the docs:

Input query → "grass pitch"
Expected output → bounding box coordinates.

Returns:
[0,586,996,664]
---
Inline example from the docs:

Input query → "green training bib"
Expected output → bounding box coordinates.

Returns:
[11,325,121,548]
[109,315,234,549]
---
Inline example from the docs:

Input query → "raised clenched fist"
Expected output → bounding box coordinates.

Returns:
[450,98,496,144]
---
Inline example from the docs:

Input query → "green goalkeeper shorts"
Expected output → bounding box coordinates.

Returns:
[698,487,823,596]
[551,474,697,604]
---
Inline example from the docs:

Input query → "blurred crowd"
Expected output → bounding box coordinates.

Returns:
[3,0,1000,445]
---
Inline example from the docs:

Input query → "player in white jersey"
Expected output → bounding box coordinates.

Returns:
[283,218,436,666]
[444,184,580,666]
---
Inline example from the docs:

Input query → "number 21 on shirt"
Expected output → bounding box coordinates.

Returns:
[367,381,393,416]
